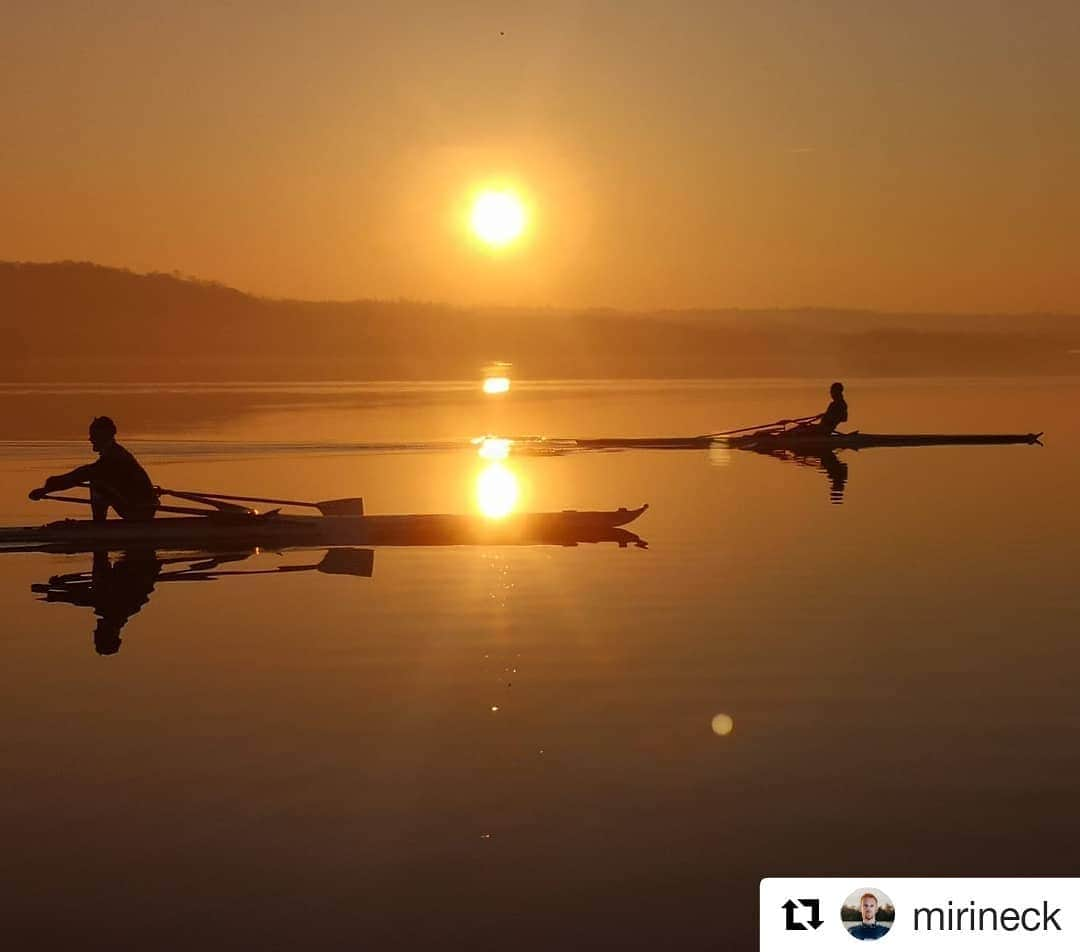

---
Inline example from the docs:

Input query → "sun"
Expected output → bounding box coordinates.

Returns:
[471,190,526,247]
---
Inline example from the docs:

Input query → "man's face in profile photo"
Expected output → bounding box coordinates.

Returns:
[860,894,879,924]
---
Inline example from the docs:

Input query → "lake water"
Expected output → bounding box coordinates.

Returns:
[2,377,1078,949]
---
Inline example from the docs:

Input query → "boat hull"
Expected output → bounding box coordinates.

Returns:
[727,431,1042,451]
[0,505,649,551]
[547,432,1041,452]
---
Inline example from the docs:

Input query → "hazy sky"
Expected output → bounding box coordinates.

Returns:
[2,1,1077,311]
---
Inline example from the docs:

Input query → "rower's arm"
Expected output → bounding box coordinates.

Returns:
[41,462,100,493]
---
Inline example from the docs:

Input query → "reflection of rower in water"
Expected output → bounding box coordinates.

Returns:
[28,416,157,522]
[35,550,162,654]
[32,548,376,655]
[747,446,849,504]
[818,450,848,504]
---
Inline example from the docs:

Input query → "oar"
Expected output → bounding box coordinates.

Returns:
[42,551,257,585]
[36,549,375,591]
[706,415,818,438]
[37,493,242,518]
[158,487,365,516]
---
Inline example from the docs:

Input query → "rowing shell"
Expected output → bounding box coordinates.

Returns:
[726,431,1043,451]
[0,505,649,551]
[533,432,1042,452]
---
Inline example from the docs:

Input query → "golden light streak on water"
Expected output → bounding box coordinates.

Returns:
[482,361,512,394]
[477,437,511,460]
[476,462,519,518]
[708,445,733,467]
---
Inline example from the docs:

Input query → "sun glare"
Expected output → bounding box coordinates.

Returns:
[477,463,519,518]
[477,437,511,460]
[471,190,526,247]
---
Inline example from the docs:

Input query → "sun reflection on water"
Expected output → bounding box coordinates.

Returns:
[476,436,511,460]
[482,362,512,394]
[476,462,519,518]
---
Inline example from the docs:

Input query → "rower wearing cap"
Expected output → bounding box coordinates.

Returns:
[28,417,158,522]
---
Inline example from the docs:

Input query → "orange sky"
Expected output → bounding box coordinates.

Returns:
[2,1,1077,312]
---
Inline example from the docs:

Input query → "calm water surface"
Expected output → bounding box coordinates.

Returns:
[2,378,1078,950]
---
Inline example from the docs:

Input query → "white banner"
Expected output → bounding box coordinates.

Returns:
[761,879,1074,951]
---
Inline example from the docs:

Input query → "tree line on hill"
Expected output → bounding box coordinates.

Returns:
[2,261,1077,381]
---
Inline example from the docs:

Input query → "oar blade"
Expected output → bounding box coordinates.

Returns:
[315,497,365,516]
[316,548,375,577]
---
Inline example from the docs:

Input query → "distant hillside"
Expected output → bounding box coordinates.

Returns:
[2,261,1077,380]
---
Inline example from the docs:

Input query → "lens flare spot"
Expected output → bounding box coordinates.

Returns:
[711,714,735,736]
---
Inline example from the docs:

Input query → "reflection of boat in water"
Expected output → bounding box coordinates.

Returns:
[28,521,647,655]
[0,505,649,552]
[727,429,1042,504]
[727,428,1040,504]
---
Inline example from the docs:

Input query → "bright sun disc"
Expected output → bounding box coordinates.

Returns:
[471,191,526,246]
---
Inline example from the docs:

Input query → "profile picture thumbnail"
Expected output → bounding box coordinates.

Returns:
[841,887,895,940]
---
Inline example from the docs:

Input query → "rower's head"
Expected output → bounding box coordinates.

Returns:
[89,416,117,453]
[859,892,879,924]
[830,381,844,398]
[94,618,122,655]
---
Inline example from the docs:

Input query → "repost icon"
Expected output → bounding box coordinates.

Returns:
[783,898,824,932]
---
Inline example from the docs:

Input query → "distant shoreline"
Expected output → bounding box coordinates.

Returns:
[4,261,1078,382]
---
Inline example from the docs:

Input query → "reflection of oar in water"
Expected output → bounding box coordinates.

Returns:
[161,547,375,579]
[32,549,375,595]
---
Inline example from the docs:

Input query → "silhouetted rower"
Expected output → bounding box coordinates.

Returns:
[808,382,848,435]
[28,416,157,521]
